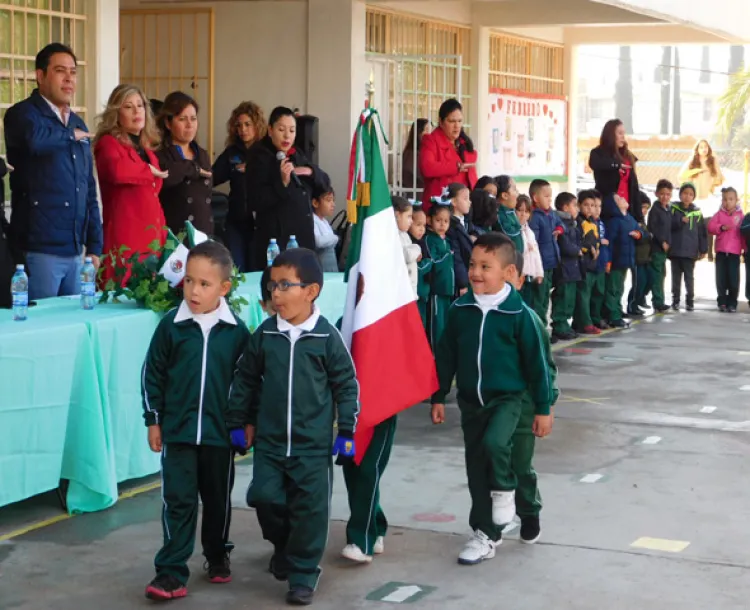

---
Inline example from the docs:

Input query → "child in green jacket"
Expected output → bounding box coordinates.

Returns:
[431,233,558,566]
[493,175,524,254]
[409,203,432,332]
[142,241,251,601]
[227,248,359,606]
[425,202,456,349]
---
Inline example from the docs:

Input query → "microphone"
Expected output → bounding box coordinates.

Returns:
[276,150,302,188]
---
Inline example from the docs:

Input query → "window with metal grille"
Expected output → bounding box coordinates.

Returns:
[489,33,563,96]
[365,7,473,139]
[0,0,88,156]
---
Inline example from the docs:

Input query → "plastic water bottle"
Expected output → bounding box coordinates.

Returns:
[80,256,96,310]
[11,265,28,321]
[287,235,299,250]
[266,238,281,266]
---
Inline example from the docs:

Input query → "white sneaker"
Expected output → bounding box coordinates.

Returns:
[490,490,516,526]
[373,536,384,555]
[457,530,497,565]
[341,544,373,564]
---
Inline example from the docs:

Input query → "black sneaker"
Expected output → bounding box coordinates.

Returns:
[145,574,188,601]
[672,303,680,311]
[205,554,232,584]
[552,331,576,342]
[728,306,737,313]
[655,304,671,313]
[269,553,290,581]
[627,308,645,317]
[597,320,611,330]
[609,319,627,328]
[520,516,541,544]
[686,303,694,312]
[287,585,314,606]
[550,335,559,344]
[719,304,727,312]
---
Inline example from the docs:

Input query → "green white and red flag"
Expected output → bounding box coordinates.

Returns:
[341,109,438,464]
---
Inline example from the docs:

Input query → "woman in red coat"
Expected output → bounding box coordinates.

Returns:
[419,98,478,209]
[94,84,167,285]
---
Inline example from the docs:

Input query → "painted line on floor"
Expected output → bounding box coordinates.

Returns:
[579,474,604,483]
[0,453,252,543]
[700,406,717,414]
[642,436,662,445]
[630,537,690,553]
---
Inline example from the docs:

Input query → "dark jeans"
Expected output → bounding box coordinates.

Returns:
[627,263,653,310]
[715,252,740,308]
[671,257,695,306]
[224,221,254,273]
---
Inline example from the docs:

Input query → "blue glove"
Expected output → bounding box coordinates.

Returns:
[332,431,355,465]
[230,428,247,455]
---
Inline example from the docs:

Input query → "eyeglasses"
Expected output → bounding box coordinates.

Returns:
[267,280,310,293]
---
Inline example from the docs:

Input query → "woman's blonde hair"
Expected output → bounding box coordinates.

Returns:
[225,101,266,148]
[94,84,160,150]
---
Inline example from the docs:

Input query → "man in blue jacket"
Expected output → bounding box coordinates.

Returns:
[4,43,102,300]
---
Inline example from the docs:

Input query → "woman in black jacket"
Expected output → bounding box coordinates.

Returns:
[589,119,643,223]
[156,91,214,235]
[212,101,266,271]
[246,106,323,270]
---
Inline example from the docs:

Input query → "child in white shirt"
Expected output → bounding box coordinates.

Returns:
[312,179,339,272]
[393,196,421,298]
[516,195,544,305]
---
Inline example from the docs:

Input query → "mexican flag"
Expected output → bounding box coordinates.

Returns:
[341,109,438,464]
[159,222,209,286]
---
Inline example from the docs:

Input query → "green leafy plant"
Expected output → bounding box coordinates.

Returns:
[98,232,248,315]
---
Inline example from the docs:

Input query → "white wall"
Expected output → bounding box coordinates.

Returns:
[89,0,121,117]
[121,0,309,159]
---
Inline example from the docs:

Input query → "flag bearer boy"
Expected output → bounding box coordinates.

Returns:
[142,241,250,601]
[227,248,359,606]
[431,232,558,565]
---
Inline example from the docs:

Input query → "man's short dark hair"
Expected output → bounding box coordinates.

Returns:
[529,179,551,199]
[656,179,674,192]
[555,192,577,211]
[36,43,77,72]
[272,248,324,293]
[260,266,272,303]
[515,250,524,276]
[187,240,234,281]
[473,232,515,267]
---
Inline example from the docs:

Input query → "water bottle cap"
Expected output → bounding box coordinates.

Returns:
[16,264,24,270]
[290,235,296,239]
[270,238,277,243]
[85,256,92,263]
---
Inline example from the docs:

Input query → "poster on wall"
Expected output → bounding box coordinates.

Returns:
[487,88,568,181]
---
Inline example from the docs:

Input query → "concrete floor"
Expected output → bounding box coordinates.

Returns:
[1,262,750,609]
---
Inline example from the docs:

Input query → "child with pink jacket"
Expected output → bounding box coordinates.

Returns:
[708,187,744,312]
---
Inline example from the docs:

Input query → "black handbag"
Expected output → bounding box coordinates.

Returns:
[331,209,351,271]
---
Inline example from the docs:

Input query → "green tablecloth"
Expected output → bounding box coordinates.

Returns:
[0,273,348,513]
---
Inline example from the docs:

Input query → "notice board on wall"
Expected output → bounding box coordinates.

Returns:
[486,88,568,182]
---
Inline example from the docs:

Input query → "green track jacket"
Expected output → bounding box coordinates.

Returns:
[432,288,559,415]
[226,309,359,457]
[141,299,250,447]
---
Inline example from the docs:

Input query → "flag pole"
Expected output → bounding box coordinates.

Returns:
[366,69,375,109]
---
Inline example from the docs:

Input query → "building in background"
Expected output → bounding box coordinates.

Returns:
[2,0,750,203]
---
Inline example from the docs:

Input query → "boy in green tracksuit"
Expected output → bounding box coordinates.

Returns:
[647,179,673,312]
[493,175,525,254]
[431,233,558,566]
[409,203,432,333]
[425,203,455,348]
[142,241,251,602]
[227,248,359,607]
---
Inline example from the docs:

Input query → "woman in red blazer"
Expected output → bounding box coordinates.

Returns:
[94,84,167,285]
[419,98,478,208]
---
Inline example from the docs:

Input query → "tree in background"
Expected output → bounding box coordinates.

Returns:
[717,45,747,143]
[615,46,633,132]
[659,46,671,135]
[673,48,682,135]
